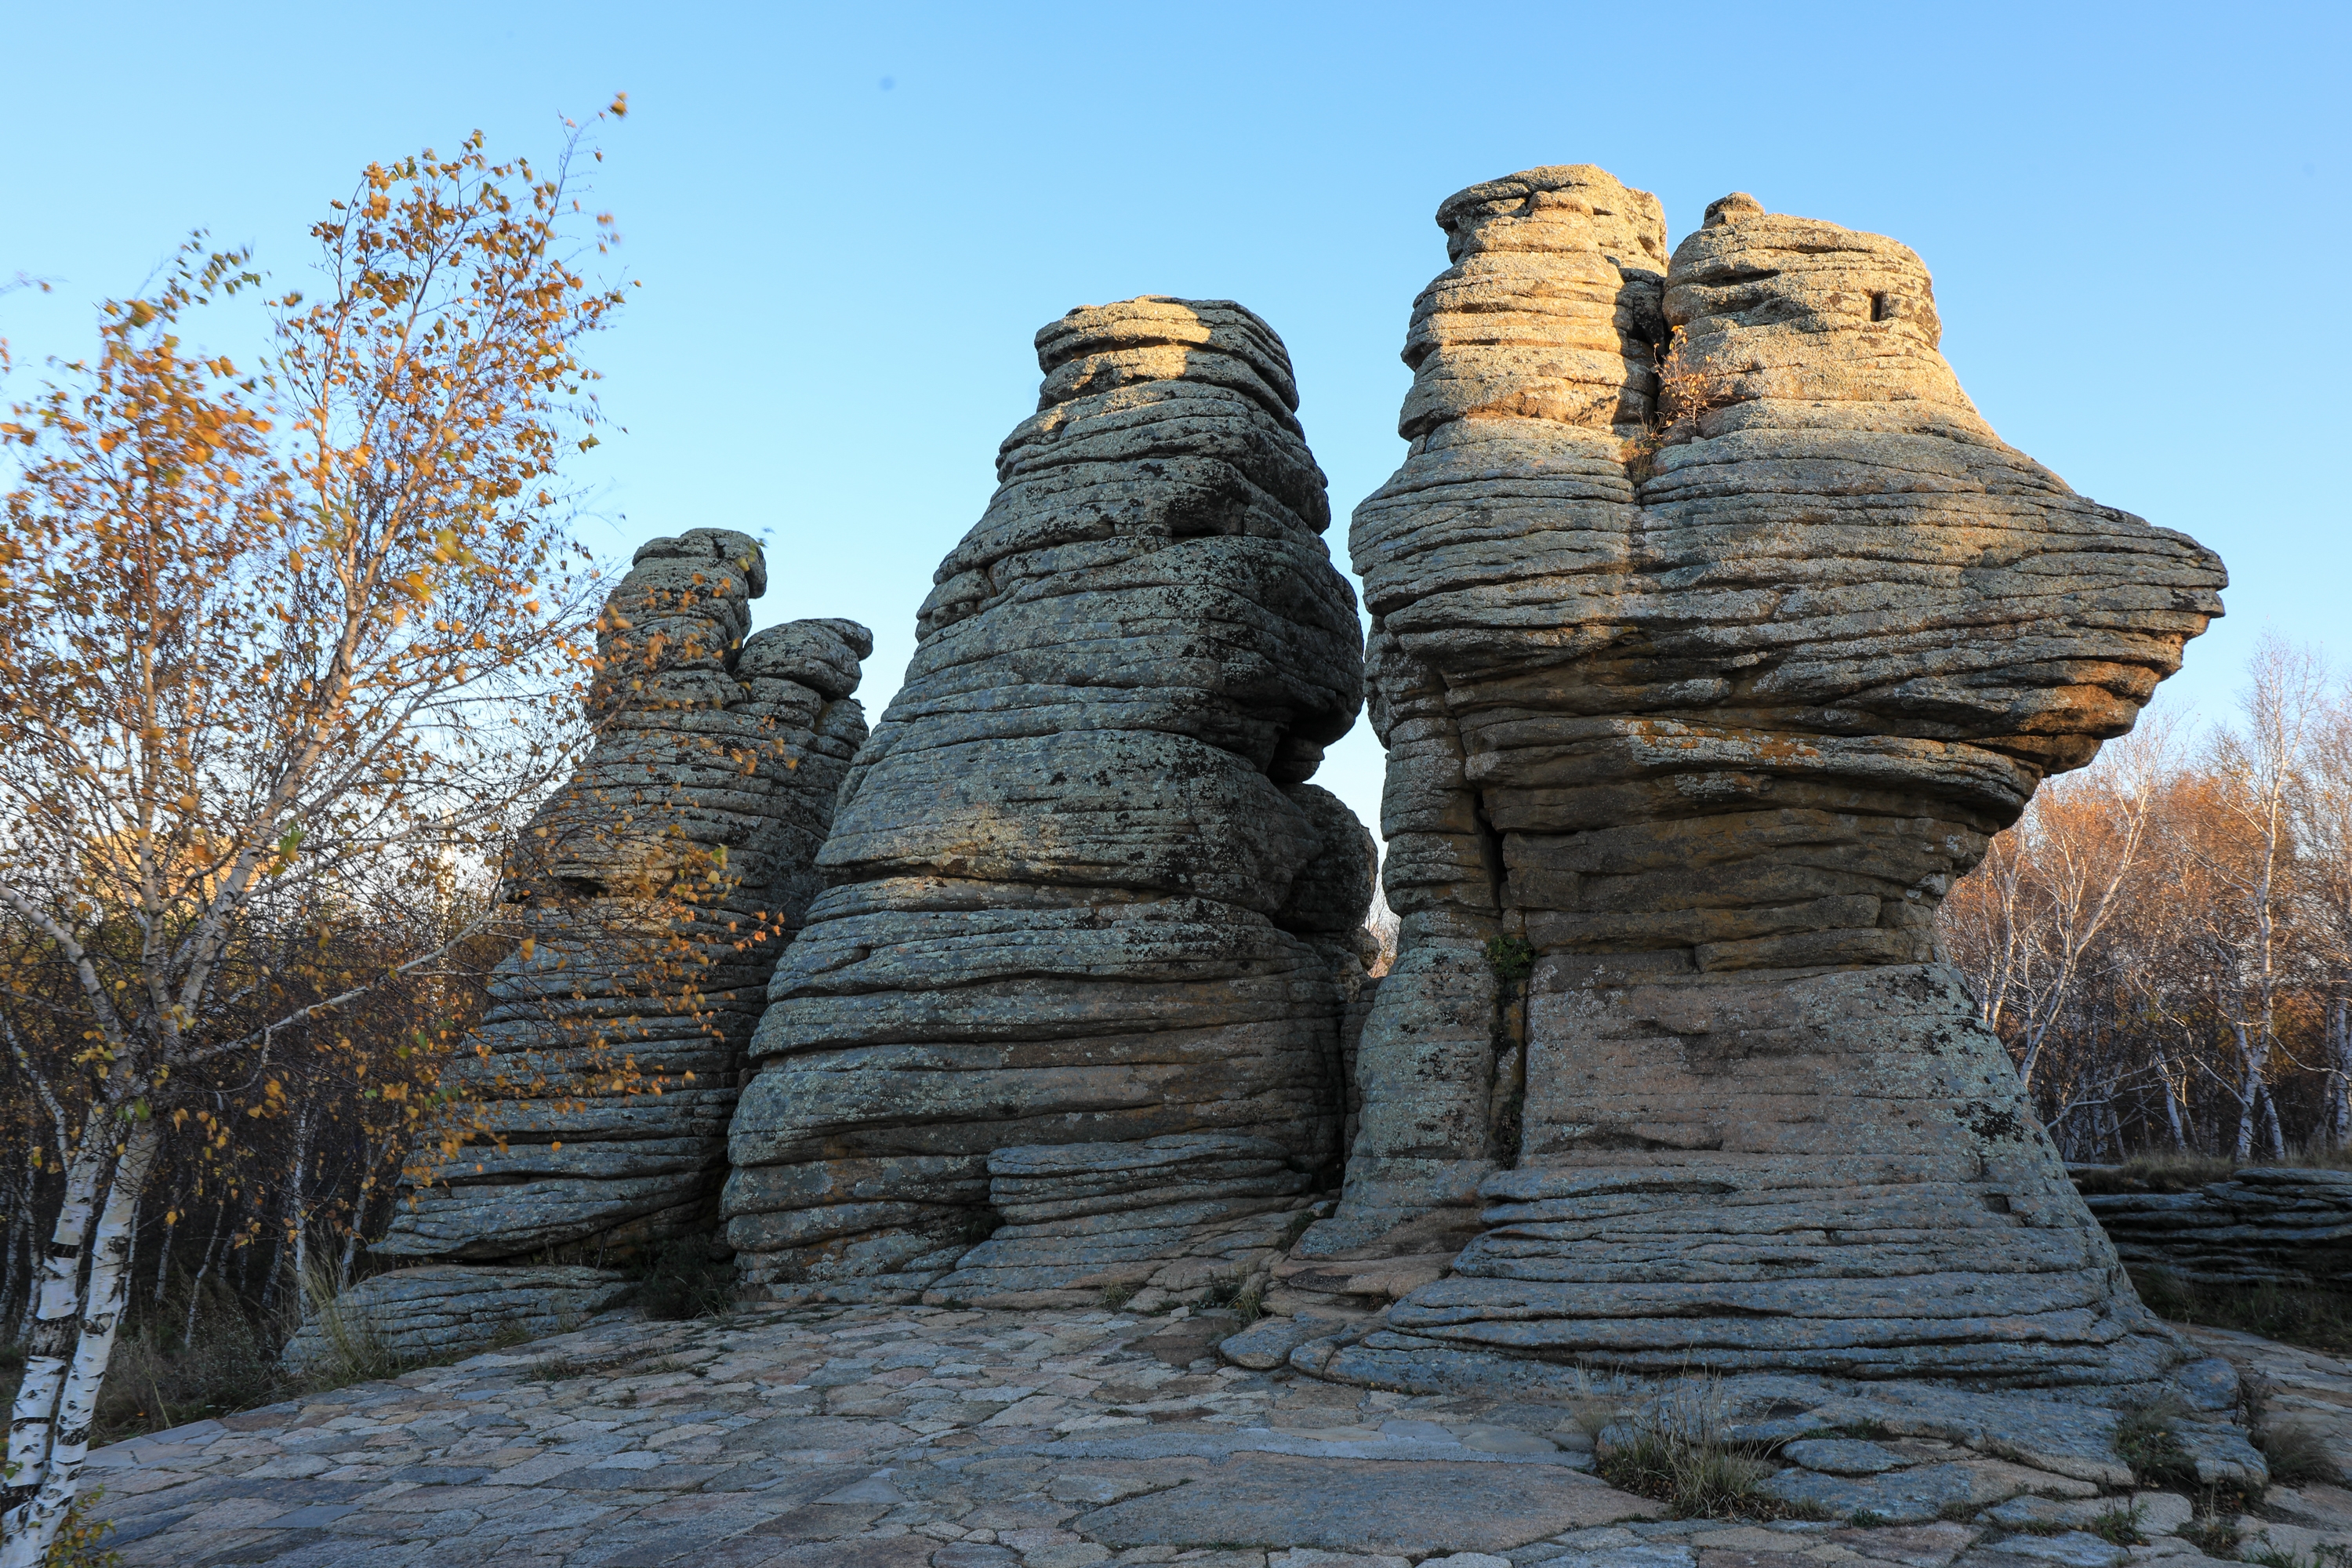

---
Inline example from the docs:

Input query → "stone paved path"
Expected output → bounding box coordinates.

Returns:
[77,1307,2352,1568]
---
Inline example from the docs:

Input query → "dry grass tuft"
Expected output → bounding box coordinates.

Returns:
[1596,1378,1816,1521]
[1620,328,1740,483]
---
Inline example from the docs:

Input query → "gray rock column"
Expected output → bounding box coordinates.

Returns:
[377,530,869,1267]
[724,297,1372,1309]
[1309,165,2229,1388]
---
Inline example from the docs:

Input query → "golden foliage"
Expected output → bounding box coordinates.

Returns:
[0,104,637,1557]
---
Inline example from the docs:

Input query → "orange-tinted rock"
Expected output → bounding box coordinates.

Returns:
[1304,165,2227,1385]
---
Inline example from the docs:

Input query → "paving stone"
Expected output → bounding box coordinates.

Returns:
[1959,1534,2126,1568]
[1761,1459,2095,1526]
[71,1303,2352,1568]
[1783,1439,1912,1476]
[1519,1545,1692,1568]
[1076,1453,1653,1553]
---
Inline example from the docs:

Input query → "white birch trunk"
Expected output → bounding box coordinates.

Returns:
[151,1189,180,1307]
[2259,1081,2288,1160]
[2,1140,106,1505]
[0,1122,159,1567]
[184,1218,226,1348]
[2333,999,2352,1149]
[2235,1058,2262,1162]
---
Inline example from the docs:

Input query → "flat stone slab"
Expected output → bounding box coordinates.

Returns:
[1760,1458,2096,1525]
[1782,1438,1911,1476]
[1075,1452,1651,1553]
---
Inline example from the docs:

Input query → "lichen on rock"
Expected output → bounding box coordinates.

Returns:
[377,529,870,1272]
[723,296,1374,1308]
[1296,164,2230,1388]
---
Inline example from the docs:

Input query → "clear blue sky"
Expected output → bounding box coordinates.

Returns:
[6,2,2346,843]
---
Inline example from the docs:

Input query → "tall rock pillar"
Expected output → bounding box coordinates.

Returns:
[724,298,1372,1309]
[1307,167,2227,1388]
[379,529,870,1264]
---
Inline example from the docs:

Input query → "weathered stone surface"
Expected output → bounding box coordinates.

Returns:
[2074,1166,2352,1288]
[926,1134,1318,1307]
[1297,163,2228,1388]
[1075,1451,1650,1552]
[380,529,869,1263]
[1221,1311,1354,1370]
[103,1298,2352,1568]
[725,297,1371,1307]
[1781,1439,1909,1476]
[1759,1460,2092,1525]
[1983,1494,2193,1535]
[281,1263,633,1370]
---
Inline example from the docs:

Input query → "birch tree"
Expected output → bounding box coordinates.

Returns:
[2298,683,2352,1146]
[1944,724,2169,1092]
[2190,638,2325,1160]
[0,104,627,1563]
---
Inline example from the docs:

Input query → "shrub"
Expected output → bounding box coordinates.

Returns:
[2130,1268,2352,1358]
[42,1487,122,1568]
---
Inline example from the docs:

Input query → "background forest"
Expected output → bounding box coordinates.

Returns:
[1942,638,2352,1167]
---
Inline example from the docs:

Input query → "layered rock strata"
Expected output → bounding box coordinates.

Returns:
[2076,1165,2352,1290]
[724,297,1372,1308]
[380,530,869,1266]
[1295,165,2228,1388]
[282,1265,633,1370]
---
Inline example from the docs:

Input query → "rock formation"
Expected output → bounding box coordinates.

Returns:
[2076,1164,2352,1290]
[281,1265,633,1371]
[378,529,870,1269]
[1286,165,2228,1390]
[724,297,1373,1308]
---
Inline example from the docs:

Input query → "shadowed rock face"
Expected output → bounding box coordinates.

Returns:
[724,297,1373,1309]
[379,529,869,1263]
[1301,165,2227,1386]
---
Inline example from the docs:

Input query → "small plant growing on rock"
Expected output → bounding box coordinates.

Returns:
[2255,1421,2340,1486]
[1620,326,1740,482]
[2114,1396,2198,1490]
[2178,1515,2242,1559]
[2241,1537,2340,1568]
[2089,1504,2149,1546]
[1484,935,1536,982]
[1595,1381,1785,1520]
[1098,1282,1140,1311]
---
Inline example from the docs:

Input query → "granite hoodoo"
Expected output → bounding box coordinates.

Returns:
[724,296,1372,1308]
[1295,165,2229,1388]
[379,529,869,1265]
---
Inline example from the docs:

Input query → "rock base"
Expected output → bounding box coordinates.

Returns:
[281,1263,634,1370]
[2076,1166,2352,1289]
[1248,1312,2270,1517]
